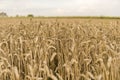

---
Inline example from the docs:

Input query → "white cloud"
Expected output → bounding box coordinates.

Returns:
[0,0,120,16]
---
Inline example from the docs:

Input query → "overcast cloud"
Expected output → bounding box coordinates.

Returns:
[0,0,120,16]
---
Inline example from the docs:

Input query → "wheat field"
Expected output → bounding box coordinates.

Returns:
[0,18,120,80]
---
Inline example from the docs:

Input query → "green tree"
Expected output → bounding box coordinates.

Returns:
[27,14,34,17]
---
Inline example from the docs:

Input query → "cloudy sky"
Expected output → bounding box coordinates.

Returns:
[0,0,120,16]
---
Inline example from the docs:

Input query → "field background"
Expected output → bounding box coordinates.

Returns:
[0,18,120,80]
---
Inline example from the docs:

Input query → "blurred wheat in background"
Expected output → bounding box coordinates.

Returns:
[0,18,120,80]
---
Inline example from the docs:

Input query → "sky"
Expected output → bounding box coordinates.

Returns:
[0,0,120,16]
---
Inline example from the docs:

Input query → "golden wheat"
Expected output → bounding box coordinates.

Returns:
[0,18,120,80]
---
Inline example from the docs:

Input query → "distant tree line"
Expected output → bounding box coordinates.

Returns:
[0,12,8,17]
[1,12,120,19]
